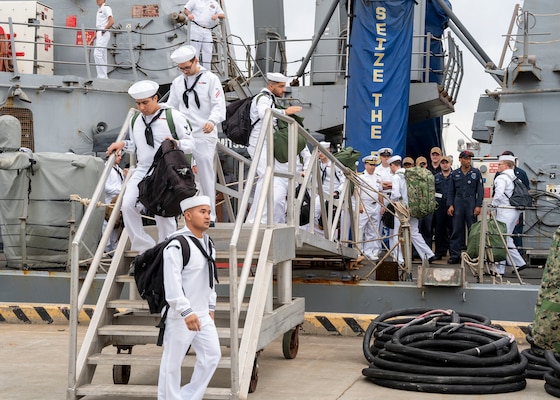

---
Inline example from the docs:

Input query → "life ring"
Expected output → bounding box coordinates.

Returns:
[0,26,14,72]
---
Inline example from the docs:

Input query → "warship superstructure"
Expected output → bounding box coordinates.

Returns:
[0,0,557,318]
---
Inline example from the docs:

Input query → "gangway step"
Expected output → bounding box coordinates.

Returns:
[88,353,232,369]
[107,299,248,313]
[76,384,231,399]
[99,325,241,338]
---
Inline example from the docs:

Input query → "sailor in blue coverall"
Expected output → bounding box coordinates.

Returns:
[446,150,484,264]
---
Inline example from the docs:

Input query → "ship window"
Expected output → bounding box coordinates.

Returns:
[0,107,34,151]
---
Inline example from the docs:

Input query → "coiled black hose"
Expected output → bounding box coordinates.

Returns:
[522,332,552,379]
[362,308,526,394]
[544,351,560,397]
[363,307,491,363]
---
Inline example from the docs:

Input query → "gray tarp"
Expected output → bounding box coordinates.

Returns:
[0,151,104,268]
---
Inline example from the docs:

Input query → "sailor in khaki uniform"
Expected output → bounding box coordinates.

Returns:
[158,195,220,400]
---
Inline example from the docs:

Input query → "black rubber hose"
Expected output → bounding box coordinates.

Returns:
[372,349,528,377]
[367,376,526,394]
[362,308,490,363]
[522,348,549,366]
[384,326,519,367]
[363,365,525,385]
[546,351,560,374]
[545,371,560,398]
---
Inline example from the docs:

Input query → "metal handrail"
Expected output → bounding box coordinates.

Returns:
[66,108,134,400]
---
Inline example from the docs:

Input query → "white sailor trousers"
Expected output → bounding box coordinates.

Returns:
[496,207,525,268]
[158,314,221,400]
[121,169,176,252]
[94,31,110,78]
[191,134,218,222]
[190,24,213,69]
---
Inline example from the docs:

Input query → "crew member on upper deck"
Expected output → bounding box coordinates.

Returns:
[90,0,114,79]
[183,0,225,70]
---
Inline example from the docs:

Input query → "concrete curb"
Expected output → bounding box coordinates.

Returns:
[0,303,531,343]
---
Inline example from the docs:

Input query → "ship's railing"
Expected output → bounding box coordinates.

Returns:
[0,16,229,80]
[226,31,462,102]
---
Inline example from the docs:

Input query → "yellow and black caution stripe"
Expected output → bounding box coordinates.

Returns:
[0,304,531,343]
[0,303,94,325]
[302,312,531,343]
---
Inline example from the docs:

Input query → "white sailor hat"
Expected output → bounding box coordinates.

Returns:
[319,141,330,149]
[266,72,290,83]
[388,155,402,164]
[499,154,516,162]
[180,195,210,212]
[171,45,197,64]
[128,80,159,100]
[378,147,393,156]
[362,155,378,164]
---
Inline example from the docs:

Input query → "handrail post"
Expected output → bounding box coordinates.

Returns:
[126,26,137,81]
[80,25,92,81]
[8,18,19,79]
[67,108,135,400]
[478,202,489,282]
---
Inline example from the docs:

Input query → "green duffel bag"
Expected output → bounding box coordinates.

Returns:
[466,218,507,262]
[273,113,307,163]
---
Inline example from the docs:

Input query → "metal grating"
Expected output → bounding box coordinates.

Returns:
[0,106,34,151]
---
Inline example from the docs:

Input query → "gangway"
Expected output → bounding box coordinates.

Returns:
[66,108,362,400]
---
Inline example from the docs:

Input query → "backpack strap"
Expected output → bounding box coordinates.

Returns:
[252,91,274,128]
[156,235,190,347]
[132,109,178,140]
[187,235,218,288]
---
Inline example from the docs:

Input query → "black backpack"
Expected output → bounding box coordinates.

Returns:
[132,234,216,345]
[137,139,197,217]
[508,175,532,209]
[222,93,270,146]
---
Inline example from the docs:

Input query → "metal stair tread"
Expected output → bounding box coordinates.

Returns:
[107,299,248,312]
[88,353,232,368]
[98,325,241,338]
[76,384,231,399]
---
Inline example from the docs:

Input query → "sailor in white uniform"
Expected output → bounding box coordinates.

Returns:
[158,195,220,400]
[373,147,393,246]
[388,155,435,265]
[246,72,302,223]
[183,0,225,69]
[357,155,381,259]
[103,152,125,252]
[92,0,114,79]
[106,80,195,252]
[314,141,345,229]
[167,45,226,225]
[491,154,527,274]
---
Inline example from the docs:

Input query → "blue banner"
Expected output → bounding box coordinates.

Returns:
[345,0,415,167]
